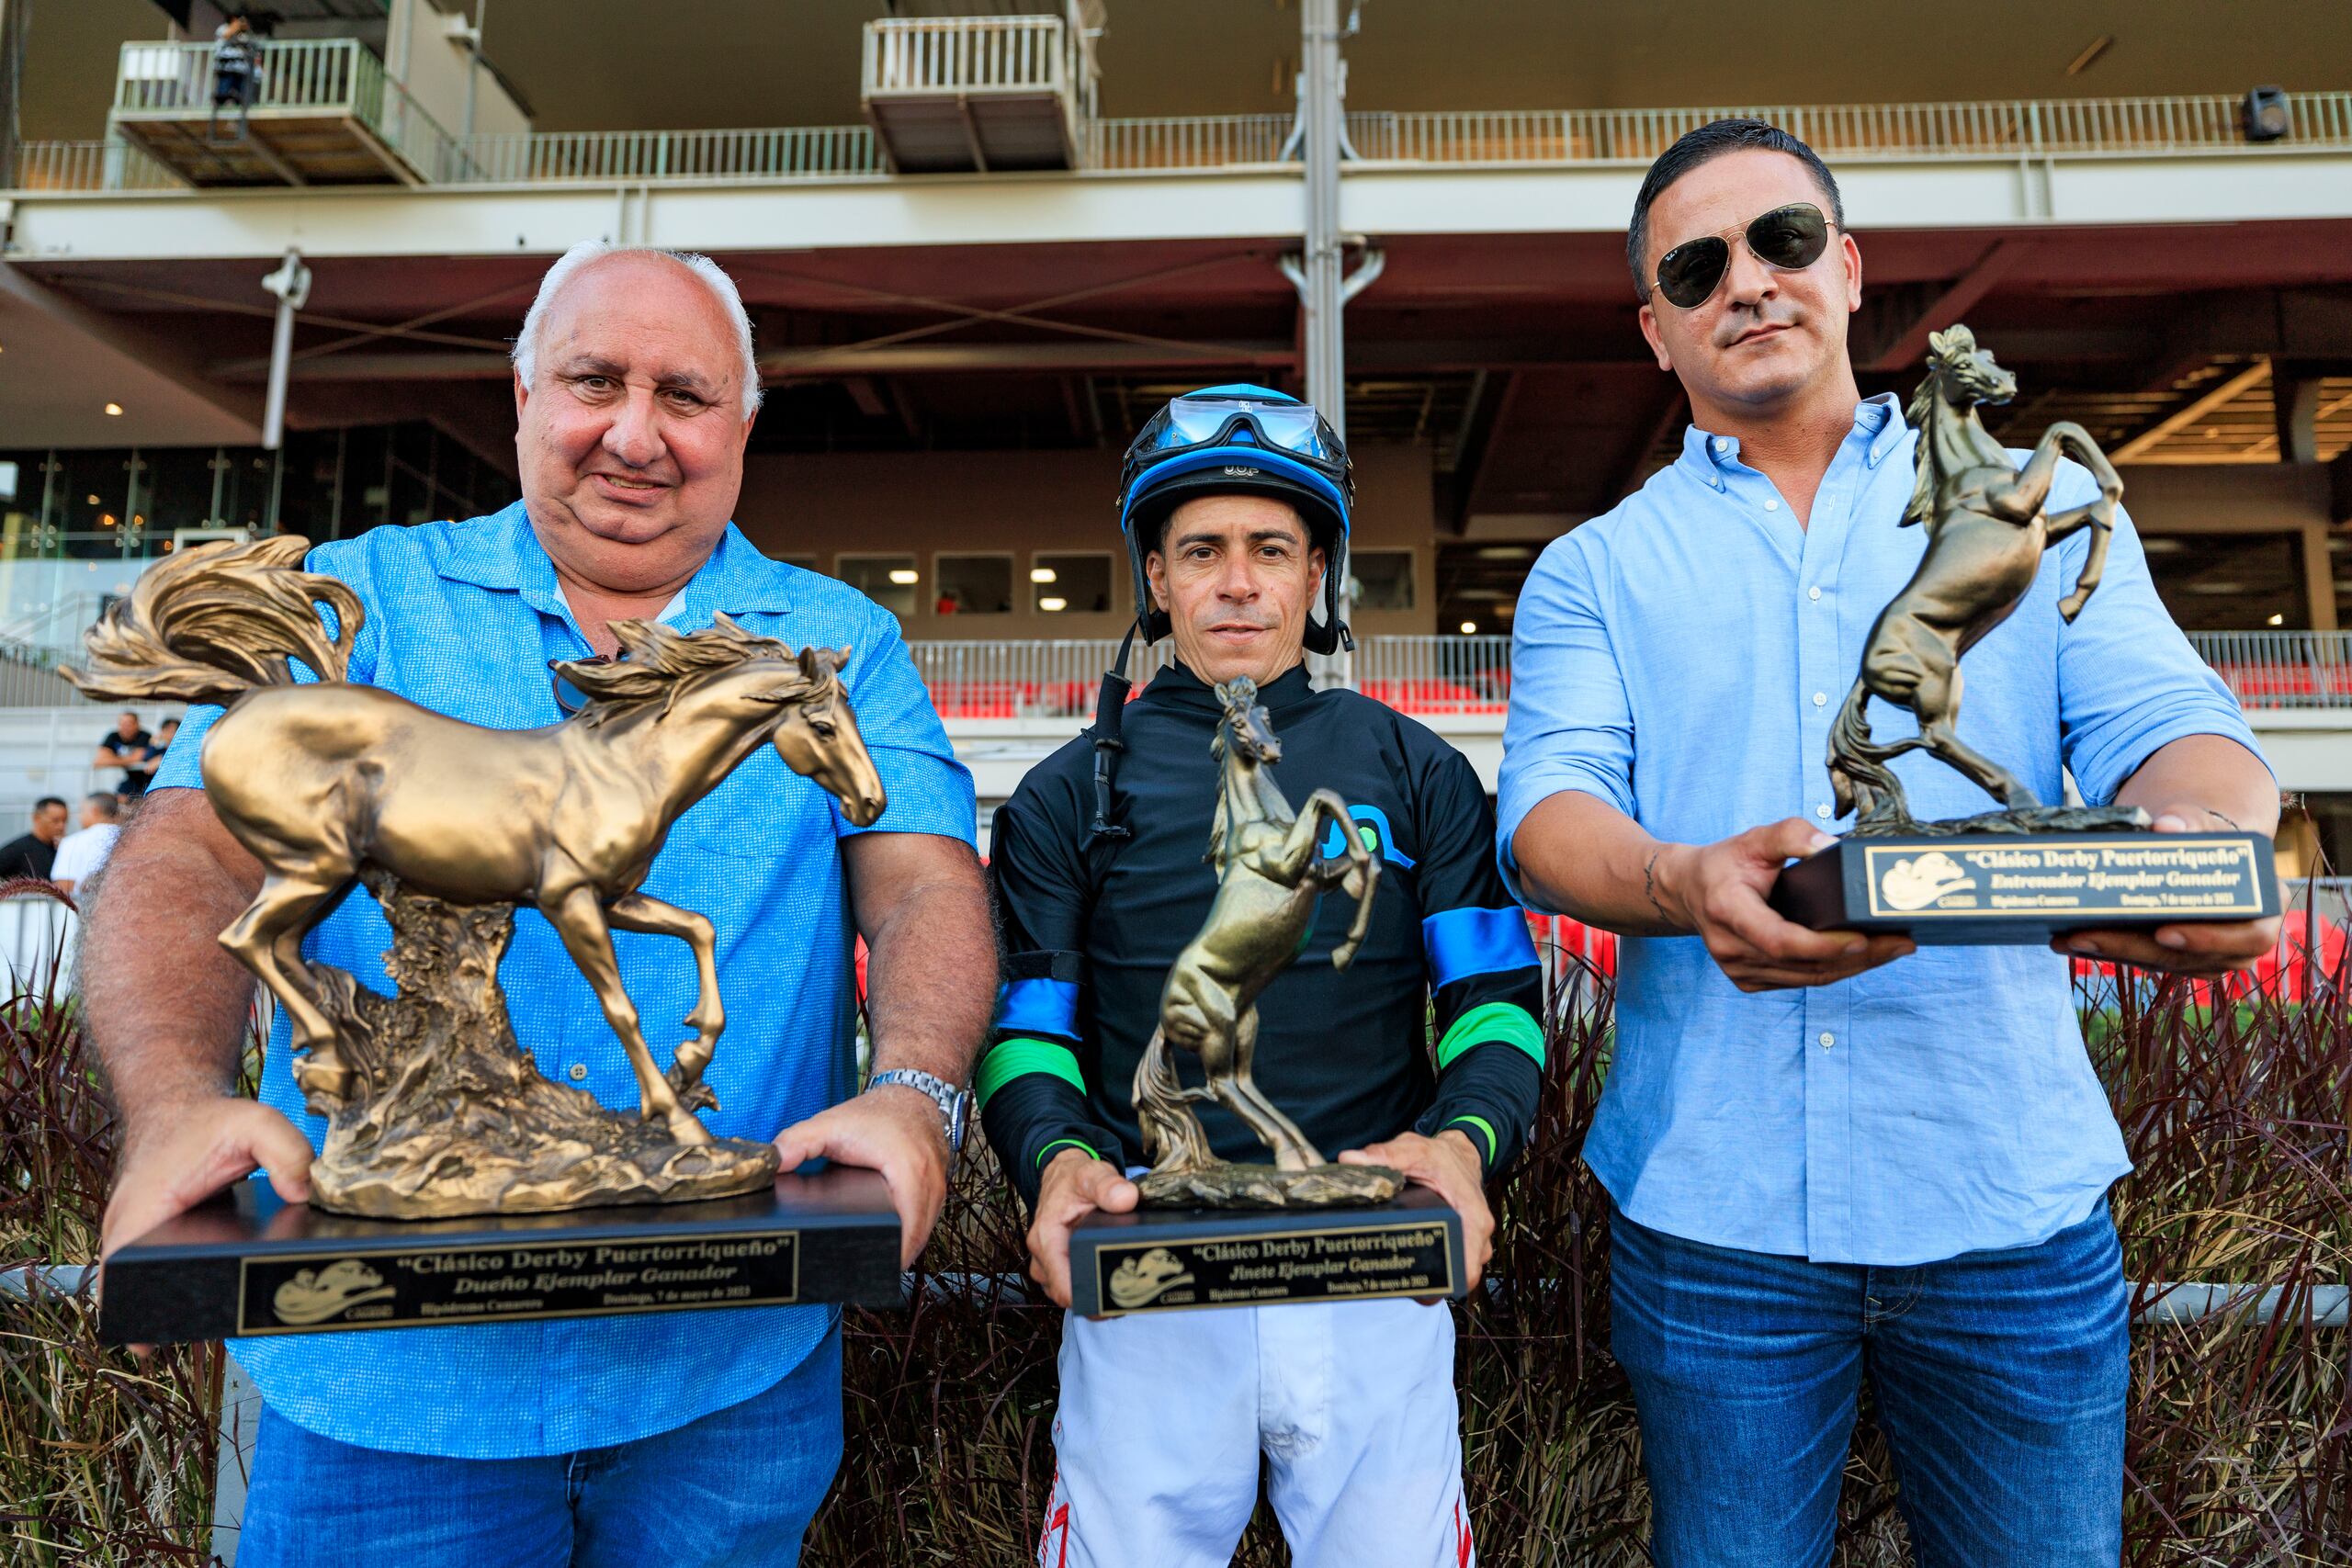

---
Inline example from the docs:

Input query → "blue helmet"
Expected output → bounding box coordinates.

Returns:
[1116,384,1355,654]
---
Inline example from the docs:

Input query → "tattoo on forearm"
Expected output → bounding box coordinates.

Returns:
[1643,849,1673,927]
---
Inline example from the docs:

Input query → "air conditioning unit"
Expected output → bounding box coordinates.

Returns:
[2243,86,2291,143]
[170,526,254,553]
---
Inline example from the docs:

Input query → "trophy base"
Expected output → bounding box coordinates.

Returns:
[1770,823,2278,945]
[1069,1185,1463,1318]
[99,1168,901,1346]
[1136,1160,1404,1209]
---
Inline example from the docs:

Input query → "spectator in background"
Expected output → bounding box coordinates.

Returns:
[210,16,260,135]
[0,798,69,881]
[52,792,123,897]
[96,711,154,798]
[145,717,181,776]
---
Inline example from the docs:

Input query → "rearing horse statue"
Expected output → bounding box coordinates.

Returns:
[1133,676,1379,1179]
[71,536,885,1150]
[1827,325,2123,829]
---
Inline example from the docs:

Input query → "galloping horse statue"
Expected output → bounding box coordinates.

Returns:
[1827,325,2124,830]
[1133,676,1383,1198]
[71,536,885,1152]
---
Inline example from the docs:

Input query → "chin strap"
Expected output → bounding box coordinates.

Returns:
[1083,619,1141,849]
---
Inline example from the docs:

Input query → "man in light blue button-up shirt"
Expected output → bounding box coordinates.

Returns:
[81,244,995,1568]
[1500,121,2278,1567]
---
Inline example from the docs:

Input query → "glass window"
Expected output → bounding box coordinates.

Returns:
[935,555,1013,616]
[1031,553,1114,615]
[839,555,919,617]
[1350,549,1415,611]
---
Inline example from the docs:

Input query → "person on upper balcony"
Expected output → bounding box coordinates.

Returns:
[982,385,1544,1568]
[1499,118,2279,1568]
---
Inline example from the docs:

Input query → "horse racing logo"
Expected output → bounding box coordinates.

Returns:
[1105,1247,1197,1310]
[270,1258,397,1325]
[1877,852,1977,913]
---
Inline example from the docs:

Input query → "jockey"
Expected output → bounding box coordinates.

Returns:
[978,384,1544,1568]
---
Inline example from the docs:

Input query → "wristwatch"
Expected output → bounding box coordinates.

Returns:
[867,1068,971,1156]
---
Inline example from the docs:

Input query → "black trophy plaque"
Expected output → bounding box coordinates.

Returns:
[1770,830,2278,946]
[100,1167,902,1346]
[1067,1185,1464,1318]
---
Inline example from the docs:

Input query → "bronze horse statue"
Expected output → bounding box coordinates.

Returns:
[72,536,885,1150]
[1827,325,2124,830]
[1133,676,1381,1191]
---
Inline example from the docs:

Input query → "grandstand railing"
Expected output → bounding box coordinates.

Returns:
[17,88,2351,193]
[2188,630,2352,711]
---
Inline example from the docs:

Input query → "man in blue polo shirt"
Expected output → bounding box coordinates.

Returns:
[1501,121,2278,1566]
[81,242,993,1567]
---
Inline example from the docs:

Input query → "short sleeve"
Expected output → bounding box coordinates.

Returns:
[832,604,977,847]
[2050,474,2267,803]
[1496,536,1638,907]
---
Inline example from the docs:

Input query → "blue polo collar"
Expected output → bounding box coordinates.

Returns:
[1679,391,1909,486]
[435,502,795,624]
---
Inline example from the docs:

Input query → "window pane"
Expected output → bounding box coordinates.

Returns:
[1350,549,1414,611]
[1033,553,1114,615]
[936,554,1012,615]
[840,555,919,617]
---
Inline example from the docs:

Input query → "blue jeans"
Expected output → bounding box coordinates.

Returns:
[236,1326,842,1568]
[1610,1205,2128,1568]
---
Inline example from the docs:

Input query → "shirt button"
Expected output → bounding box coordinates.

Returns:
[1764,498,1781,512]
[1812,691,1827,706]
[1819,1032,1837,1049]
[1808,585,1823,602]
[1713,437,1730,453]
[1815,804,1833,819]
[569,1063,589,1081]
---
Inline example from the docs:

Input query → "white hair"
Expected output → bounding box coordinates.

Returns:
[511,241,764,418]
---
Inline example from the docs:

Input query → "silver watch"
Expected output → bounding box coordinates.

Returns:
[868,1068,971,1155]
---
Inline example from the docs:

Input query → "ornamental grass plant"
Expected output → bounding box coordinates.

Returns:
[1,893,2345,1565]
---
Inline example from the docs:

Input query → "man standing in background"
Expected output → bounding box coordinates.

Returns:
[51,790,121,897]
[0,796,67,881]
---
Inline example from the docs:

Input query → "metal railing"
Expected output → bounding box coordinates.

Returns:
[5,139,185,192]
[1353,634,1513,714]
[2188,631,2352,710]
[17,87,2352,194]
[454,124,884,184]
[107,38,463,185]
[905,637,1173,718]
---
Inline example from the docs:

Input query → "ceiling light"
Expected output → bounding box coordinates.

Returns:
[888,570,918,585]
[85,493,101,505]
[1030,567,1057,583]
[1474,546,1532,560]
[1040,596,1068,612]
[2268,613,2285,626]
[1459,620,1477,635]
[103,402,123,416]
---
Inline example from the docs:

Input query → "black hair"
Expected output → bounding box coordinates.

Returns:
[1626,118,1845,300]
[34,796,65,814]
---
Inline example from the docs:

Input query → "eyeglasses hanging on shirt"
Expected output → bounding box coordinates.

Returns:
[1651,202,1833,310]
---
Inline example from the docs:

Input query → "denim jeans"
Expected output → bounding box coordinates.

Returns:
[1609,1205,2128,1568]
[235,1326,842,1568]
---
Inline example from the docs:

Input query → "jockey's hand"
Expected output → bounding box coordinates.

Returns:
[101,1095,314,1354]
[1342,1129,1493,1295]
[774,1084,949,1269]
[2052,807,2280,978]
[1656,818,1915,992]
[1026,1147,1137,1312]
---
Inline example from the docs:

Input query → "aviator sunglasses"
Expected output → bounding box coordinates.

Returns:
[1650,201,1833,310]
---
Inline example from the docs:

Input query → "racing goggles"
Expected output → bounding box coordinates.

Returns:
[1651,201,1833,310]
[1122,394,1351,494]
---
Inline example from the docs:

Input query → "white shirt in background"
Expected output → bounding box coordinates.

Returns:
[51,823,120,887]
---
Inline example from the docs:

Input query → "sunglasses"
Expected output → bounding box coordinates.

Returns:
[1651,202,1833,310]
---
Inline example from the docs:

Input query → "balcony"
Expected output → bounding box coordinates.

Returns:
[105,38,459,188]
[17,87,2351,195]
[860,10,1099,174]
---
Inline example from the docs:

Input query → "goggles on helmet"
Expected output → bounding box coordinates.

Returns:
[1119,392,1352,502]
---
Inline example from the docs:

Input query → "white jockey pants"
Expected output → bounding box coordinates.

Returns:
[1036,1296,1475,1568]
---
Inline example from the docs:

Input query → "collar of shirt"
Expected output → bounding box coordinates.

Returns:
[1674,391,1908,494]
[1146,657,1316,714]
[435,502,794,636]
